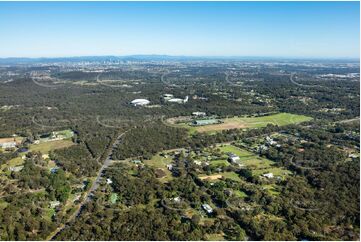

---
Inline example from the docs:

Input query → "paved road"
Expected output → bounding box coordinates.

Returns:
[47,129,129,240]
[85,130,128,202]
[336,117,360,124]
[289,73,320,88]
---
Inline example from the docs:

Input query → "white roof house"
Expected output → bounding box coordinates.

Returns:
[50,201,61,208]
[131,99,150,106]
[170,196,181,203]
[266,136,277,145]
[9,166,24,172]
[262,173,274,179]
[163,94,174,100]
[0,142,16,149]
[228,154,240,164]
[168,98,184,103]
[202,204,213,214]
[166,96,189,104]
[192,112,206,117]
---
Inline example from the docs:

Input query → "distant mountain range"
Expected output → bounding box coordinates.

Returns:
[0,55,358,64]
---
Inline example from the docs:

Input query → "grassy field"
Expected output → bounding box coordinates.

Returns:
[1,140,74,174]
[218,144,291,178]
[209,159,229,167]
[144,153,174,182]
[220,171,242,181]
[234,190,248,198]
[169,113,312,133]
[204,233,225,241]
[198,171,241,182]
[29,139,74,154]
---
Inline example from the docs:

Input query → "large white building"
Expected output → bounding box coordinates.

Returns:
[131,99,150,106]
[0,141,16,149]
[166,95,189,104]
[192,111,206,117]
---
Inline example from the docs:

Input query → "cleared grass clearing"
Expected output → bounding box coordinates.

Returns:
[199,172,241,182]
[144,153,173,182]
[199,174,223,180]
[0,156,23,174]
[29,139,74,154]
[169,113,312,133]
[205,233,225,241]
[1,140,74,174]
[209,159,229,167]
[262,184,281,196]
[219,144,291,179]
[234,190,248,198]
[220,172,242,181]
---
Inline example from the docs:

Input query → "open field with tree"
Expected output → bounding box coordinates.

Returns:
[168,113,312,133]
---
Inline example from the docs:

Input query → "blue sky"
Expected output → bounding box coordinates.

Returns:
[0,2,359,58]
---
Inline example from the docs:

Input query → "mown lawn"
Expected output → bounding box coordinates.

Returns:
[144,153,173,182]
[205,233,225,241]
[219,144,291,179]
[169,112,312,133]
[234,190,248,198]
[228,112,312,128]
[1,140,74,174]
[209,159,229,167]
[29,139,74,154]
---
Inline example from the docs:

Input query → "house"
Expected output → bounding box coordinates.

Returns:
[50,167,59,173]
[266,136,277,145]
[192,119,221,126]
[50,201,60,208]
[228,153,240,164]
[262,173,274,179]
[17,147,28,153]
[170,196,181,203]
[349,154,358,159]
[131,159,142,164]
[193,160,202,166]
[131,99,150,106]
[167,98,183,103]
[42,154,50,160]
[215,167,223,172]
[9,166,24,172]
[0,137,20,149]
[258,145,268,153]
[166,164,173,171]
[51,130,74,140]
[163,94,174,100]
[192,112,206,117]
[76,180,89,190]
[110,193,118,204]
[166,96,188,104]
[106,178,113,184]
[73,194,81,202]
[0,142,16,149]
[202,204,213,214]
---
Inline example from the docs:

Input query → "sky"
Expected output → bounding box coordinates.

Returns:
[0,2,359,58]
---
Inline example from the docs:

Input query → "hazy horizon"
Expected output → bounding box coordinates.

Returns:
[0,54,359,60]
